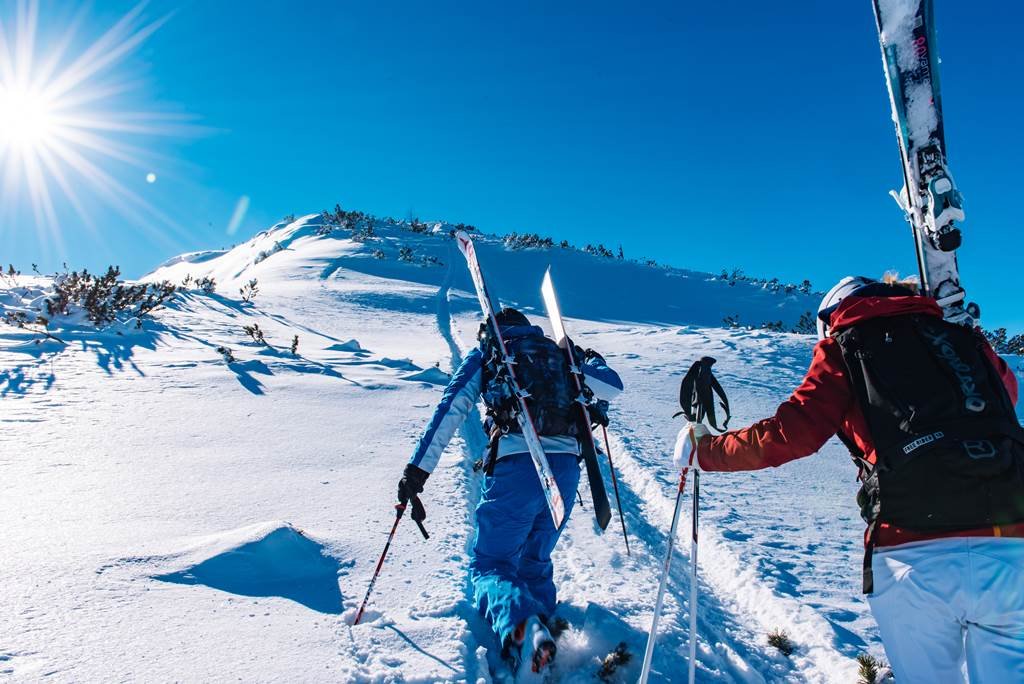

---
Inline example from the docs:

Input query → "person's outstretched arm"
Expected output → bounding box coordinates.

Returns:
[698,341,854,472]
[407,348,484,475]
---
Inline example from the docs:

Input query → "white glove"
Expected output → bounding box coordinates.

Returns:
[672,422,711,470]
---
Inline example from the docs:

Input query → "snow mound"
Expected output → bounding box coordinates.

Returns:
[152,250,226,271]
[152,522,343,614]
[329,339,363,353]
[400,367,451,385]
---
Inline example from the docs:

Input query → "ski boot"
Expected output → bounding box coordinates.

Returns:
[504,616,557,682]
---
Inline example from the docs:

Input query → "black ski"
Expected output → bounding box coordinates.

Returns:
[540,268,612,531]
[871,0,977,324]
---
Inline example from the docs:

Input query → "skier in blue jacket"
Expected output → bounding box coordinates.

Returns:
[396,308,623,679]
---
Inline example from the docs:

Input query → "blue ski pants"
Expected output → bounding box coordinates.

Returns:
[469,452,581,646]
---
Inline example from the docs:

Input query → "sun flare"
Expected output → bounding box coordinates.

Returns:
[0,0,193,257]
[0,86,55,150]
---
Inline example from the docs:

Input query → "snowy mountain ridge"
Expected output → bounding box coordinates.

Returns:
[144,213,820,332]
[8,213,1019,682]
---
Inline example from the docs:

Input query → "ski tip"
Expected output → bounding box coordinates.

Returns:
[454,230,473,255]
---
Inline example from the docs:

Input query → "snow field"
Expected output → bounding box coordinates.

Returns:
[8,214,1013,681]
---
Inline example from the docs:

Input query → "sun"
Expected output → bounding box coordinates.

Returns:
[0,0,194,257]
[0,85,56,151]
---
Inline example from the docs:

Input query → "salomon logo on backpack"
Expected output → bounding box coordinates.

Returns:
[481,330,575,437]
[835,314,1024,534]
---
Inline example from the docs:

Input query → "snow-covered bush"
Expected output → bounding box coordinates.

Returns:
[792,311,817,335]
[2,310,66,344]
[398,246,415,263]
[371,249,386,260]
[216,345,235,363]
[984,327,1024,355]
[255,241,283,264]
[197,276,216,293]
[718,269,815,296]
[351,221,375,242]
[242,323,265,345]
[857,653,890,683]
[46,267,177,328]
[767,628,794,657]
[504,232,554,250]
[584,243,615,258]
[239,278,259,303]
[289,335,299,356]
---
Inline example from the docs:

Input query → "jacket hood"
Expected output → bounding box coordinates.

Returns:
[829,295,943,334]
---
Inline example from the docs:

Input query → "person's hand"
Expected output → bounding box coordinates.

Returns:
[672,422,710,470]
[587,399,610,428]
[397,464,430,538]
[397,463,429,505]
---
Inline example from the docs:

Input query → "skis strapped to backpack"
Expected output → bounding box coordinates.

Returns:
[540,268,612,531]
[455,231,566,529]
[872,0,977,325]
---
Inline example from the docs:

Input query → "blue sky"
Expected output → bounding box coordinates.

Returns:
[3,1,1021,330]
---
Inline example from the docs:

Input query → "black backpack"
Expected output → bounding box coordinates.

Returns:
[480,329,576,438]
[834,314,1024,590]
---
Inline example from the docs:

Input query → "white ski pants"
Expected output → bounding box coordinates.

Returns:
[867,537,1024,683]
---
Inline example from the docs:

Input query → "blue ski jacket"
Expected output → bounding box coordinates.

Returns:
[409,325,624,474]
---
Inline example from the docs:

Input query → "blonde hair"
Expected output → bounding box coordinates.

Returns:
[882,271,920,294]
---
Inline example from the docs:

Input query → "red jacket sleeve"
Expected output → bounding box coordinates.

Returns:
[697,340,854,471]
[980,337,1018,406]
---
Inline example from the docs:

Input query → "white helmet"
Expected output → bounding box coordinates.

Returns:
[816,276,875,340]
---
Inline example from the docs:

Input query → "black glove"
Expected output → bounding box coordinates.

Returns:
[582,348,606,365]
[397,464,430,539]
[587,399,610,428]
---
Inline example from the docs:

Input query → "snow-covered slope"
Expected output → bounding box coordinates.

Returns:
[5,215,1016,682]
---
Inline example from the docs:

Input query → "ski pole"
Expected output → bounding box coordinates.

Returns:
[601,425,630,556]
[688,466,699,684]
[639,426,698,684]
[353,503,406,626]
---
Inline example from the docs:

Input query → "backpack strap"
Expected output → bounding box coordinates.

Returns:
[862,520,878,594]
[836,429,876,478]
[484,424,502,476]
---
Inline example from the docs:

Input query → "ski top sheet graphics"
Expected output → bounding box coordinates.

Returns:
[540,268,611,531]
[454,231,566,528]
[872,0,975,325]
